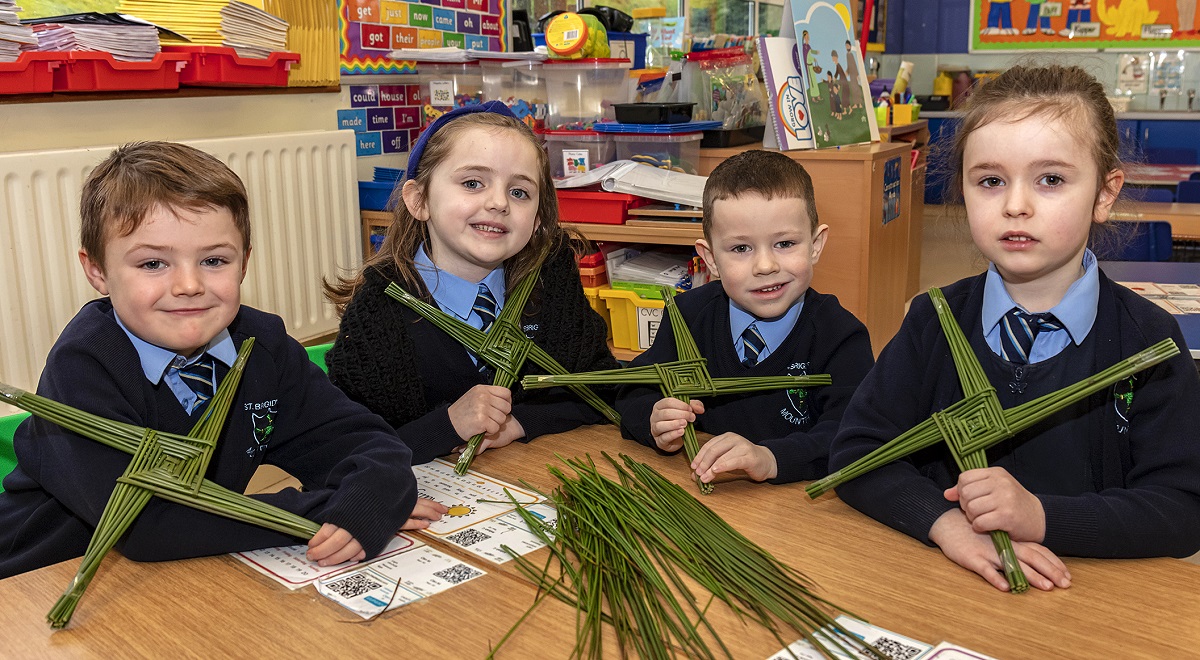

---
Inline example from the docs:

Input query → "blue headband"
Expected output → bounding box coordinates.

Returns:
[405,100,519,180]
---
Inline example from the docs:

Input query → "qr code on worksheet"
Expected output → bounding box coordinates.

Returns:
[322,573,383,599]
[434,563,483,585]
[859,637,926,660]
[446,528,492,547]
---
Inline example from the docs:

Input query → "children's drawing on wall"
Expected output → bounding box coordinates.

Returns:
[972,0,1200,48]
[789,0,876,148]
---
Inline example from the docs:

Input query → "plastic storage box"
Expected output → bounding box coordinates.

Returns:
[415,61,484,125]
[578,263,608,288]
[544,130,614,178]
[358,181,396,212]
[613,102,695,124]
[582,285,613,340]
[542,58,631,130]
[600,287,664,351]
[53,51,190,92]
[556,190,653,225]
[162,46,299,87]
[480,59,547,132]
[611,132,703,174]
[0,52,61,94]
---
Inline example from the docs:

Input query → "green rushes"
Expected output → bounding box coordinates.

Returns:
[806,288,1180,593]
[0,338,321,628]
[523,286,833,495]
[491,454,885,660]
[384,264,621,476]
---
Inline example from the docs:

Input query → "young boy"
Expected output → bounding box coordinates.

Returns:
[0,142,444,579]
[616,150,874,484]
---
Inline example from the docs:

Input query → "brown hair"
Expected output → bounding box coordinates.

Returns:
[80,141,250,268]
[325,112,564,312]
[946,63,1123,214]
[702,149,819,240]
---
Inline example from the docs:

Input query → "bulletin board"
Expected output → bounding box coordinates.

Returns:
[339,0,508,75]
[971,0,1200,51]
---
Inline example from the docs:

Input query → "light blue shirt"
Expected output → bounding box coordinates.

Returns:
[416,244,506,365]
[114,313,238,413]
[728,298,805,365]
[982,249,1099,363]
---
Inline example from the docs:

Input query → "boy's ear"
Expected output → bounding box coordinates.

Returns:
[78,249,109,295]
[809,224,830,263]
[695,238,720,279]
[401,179,428,221]
[1093,168,1125,224]
[240,245,253,282]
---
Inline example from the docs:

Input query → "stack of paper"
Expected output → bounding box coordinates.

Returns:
[0,1,37,62]
[263,0,336,86]
[1117,281,1200,314]
[554,160,706,208]
[29,19,160,61]
[119,0,287,58]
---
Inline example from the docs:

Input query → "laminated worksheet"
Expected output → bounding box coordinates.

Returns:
[315,545,487,619]
[414,459,557,563]
[234,533,424,590]
[769,616,932,660]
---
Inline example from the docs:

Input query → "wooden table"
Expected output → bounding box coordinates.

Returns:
[8,426,1197,658]
[1100,260,1200,359]
[1110,201,1200,238]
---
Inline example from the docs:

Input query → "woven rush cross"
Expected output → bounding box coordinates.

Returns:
[0,338,321,628]
[522,285,833,494]
[384,264,621,476]
[805,287,1180,593]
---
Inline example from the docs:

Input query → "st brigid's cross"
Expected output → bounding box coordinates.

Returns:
[1,338,321,627]
[386,264,621,475]
[521,285,834,494]
[805,287,1179,592]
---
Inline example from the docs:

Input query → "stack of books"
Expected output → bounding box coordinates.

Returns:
[118,0,287,58]
[0,1,36,62]
[26,14,161,61]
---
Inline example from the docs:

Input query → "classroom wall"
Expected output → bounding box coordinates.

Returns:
[0,88,408,181]
[880,0,1200,112]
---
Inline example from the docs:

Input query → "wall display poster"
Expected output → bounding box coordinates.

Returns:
[971,0,1200,50]
[1117,53,1150,92]
[340,0,507,75]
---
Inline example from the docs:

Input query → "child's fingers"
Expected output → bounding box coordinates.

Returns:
[412,498,449,520]
[308,522,336,549]
[689,399,705,415]
[308,524,356,563]
[319,539,366,567]
[1017,543,1071,588]
[401,516,434,531]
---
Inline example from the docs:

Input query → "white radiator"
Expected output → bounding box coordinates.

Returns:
[0,130,361,415]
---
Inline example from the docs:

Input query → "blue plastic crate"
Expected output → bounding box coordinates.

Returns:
[358,181,396,212]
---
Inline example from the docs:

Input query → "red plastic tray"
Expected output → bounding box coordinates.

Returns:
[556,190,653,225]
[162,46,299,87]
[52,51,189,92]
[0,52,62,95]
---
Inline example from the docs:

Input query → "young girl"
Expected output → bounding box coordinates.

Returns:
[829,65,1200,592]
[325,102,618,465]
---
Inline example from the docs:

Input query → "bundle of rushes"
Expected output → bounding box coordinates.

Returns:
[492,453,885,660]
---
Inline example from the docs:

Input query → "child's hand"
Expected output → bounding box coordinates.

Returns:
[401,497,449,531]
[448,385,513,441]
[457,416,527,456]
[929,509,1071,592]
[649,397,705,452]
[944,467,1046,543]
[690,432,777,483]
[307,522,366,567]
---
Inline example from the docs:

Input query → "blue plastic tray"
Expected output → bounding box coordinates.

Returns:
[591,121,721,134]
[358,181,396,212]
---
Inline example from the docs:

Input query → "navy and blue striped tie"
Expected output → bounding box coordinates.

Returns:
[999,308,1062,364]
[741,322,766,367]
[473,284,498,333]
[176,357,214,414]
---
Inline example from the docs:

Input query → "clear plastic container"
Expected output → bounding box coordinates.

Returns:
[480,59,547,132]
[611,132,703,174]
[414,61,483,126]
[631,7,668,70]
[543,130,615,179]
[542,58,632,130]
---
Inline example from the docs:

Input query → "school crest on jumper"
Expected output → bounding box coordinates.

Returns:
[244,398,279,456]
[780,361,813,426]
[1112,376,1135,435]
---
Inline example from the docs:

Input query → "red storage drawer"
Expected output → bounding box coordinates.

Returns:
[556,190,652,225]
[162,46,299,87]
[53,51,189,92]
[0,52,62,94]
